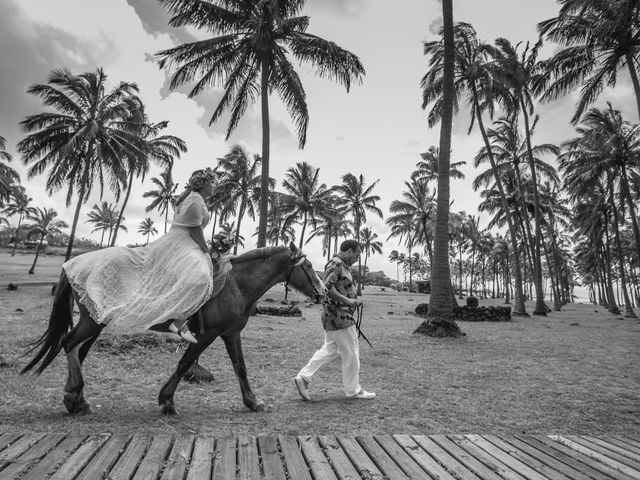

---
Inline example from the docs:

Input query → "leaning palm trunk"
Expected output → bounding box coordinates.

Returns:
[10,213,23,257]
[521,104,548,315]
[626,52,640,120]
[28,234,46,274]
[472,92,527,315]
[65,191,85,262]
[257,59,270,248]
[414,0,463,337]
[610,190,637,318]
[601,230,620,314]
[111,170,134,247]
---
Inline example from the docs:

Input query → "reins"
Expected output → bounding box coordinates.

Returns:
[354,303,373,348]
[284,253,322,301]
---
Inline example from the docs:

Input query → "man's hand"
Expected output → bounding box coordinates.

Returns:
[348,298,361,309]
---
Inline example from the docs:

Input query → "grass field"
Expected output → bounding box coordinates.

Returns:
[0,253,639,437]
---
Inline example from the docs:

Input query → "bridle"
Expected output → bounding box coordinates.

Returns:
[284,254,323,301]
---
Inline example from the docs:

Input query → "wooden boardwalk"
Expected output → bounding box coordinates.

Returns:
[1,433,639,479]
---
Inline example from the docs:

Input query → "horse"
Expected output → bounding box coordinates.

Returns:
[21,242,327,416]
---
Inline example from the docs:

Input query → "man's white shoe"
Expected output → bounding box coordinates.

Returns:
[348,389,376,399]
[294,376,311,401]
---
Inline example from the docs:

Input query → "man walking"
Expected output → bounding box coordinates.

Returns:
[294,239,376,400]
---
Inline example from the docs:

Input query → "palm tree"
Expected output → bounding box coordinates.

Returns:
[0,135,19,207]
[489,38,549,315]
[18,68,140,261]
[110,112,187,246]
[412,146,466,186]
[26,207,68,274]
[538,0,640,122]
[4,187,36,256]
[216,145,262,254]
[414,0,462,337]
[388,249,401,283]
[138,217,158,245]
[156,0,365,247]
[334,173,382,294]
[86,201,118,247]
[422,22,529,316]
[281,161,333,248]
[360,227,382,287]
[143,169,178,233]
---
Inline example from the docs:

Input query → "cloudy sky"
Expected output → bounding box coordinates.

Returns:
[1,0,636,278]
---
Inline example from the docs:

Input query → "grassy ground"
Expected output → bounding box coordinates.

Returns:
[0,253,639,437]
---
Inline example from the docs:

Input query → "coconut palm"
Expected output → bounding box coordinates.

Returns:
[4,187,36,256]
[18,68,141,261]
[334,173,382,294]
[110,110,187,246]
[388,249,401,283]
[26,207,68,274]
[138,217,158,245]
[413,0,462,337]
[422,22,529,316]
[281,161,333,248]
[216,145,262,254]
[412,146,466,186]
[0,135,19,207]
[143,169,179,233]
[538,0,640,123]
[360,227,382,287]
[156,0,365,247]
[86,201,118,248]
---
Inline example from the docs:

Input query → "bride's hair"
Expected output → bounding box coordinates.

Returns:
[174,168,217,208]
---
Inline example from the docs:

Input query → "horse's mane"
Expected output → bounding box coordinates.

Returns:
[229,246,289,265]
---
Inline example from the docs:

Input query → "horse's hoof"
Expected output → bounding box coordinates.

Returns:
[160,401,177,416]
[250,400,265,412]
[63,394,92,415]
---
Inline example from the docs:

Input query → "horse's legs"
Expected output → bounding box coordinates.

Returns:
[222,331,265,412]
[61,307,104,415]
[158,332,217,415]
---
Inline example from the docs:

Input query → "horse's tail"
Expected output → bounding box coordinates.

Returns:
[21,271,74,375]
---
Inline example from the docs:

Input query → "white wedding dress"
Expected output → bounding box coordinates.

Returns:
[63,192,230,330]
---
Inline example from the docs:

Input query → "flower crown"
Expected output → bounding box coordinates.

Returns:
[187,168,217,191]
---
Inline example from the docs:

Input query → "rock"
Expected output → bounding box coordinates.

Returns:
[466,296,479,308]
[414,303,429,317]
[387,311,394,315]
[15,308,23,313]
[255,305,303,317]
[7,283,18,291]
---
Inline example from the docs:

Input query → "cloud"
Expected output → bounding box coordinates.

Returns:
[306,0,368,17]
[125,0,199,44]
[428,17,443,36]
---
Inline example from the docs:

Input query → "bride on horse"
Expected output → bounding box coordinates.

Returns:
[62,168,228,343]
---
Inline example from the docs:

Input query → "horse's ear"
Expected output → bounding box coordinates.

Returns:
[289,241,298,254]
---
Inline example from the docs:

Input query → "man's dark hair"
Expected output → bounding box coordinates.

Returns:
[340,239,361,252]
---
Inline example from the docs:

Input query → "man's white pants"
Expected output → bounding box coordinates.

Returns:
[297,325,361,396]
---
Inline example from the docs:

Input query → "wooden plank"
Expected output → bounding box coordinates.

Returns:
[448,435,528,480]
[76,433,131,480]
[550,435,640,479]
[238,435,261,480]
[161,434,195,480]
[212,437,236,480]
[530,435,631,480]
[298,435,337,480]
[430,435,505,480]
[374,435,432,480]
[336,437,384,480]
[186,436,215,480]
[516,435,613,480]
[482,435,573,480]
[497,436,593,480]
[279,436,312,480]
[108,435,151,480]
[405,435,477,480]
[258,436,286,480]
[566,436,640,470]
[0,434,65,479]
[0,433,24,454]
[318,436,362,480]
[131,434,174,480]
[622,435,640,445]
[356,436,410,480]
[50,434,110,480]
[21,435,86,480]
[466,435,550,480]
[601,436,640,457]
[619,435,640,449]
[0,433,45,469]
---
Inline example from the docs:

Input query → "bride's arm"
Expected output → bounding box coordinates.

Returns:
[188,226,208,253]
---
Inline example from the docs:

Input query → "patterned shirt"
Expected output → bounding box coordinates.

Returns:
[321,254,357,331]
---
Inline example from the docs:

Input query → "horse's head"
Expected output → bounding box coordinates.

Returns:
[285,242,327,303]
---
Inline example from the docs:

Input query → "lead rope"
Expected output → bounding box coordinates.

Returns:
[354,303,373,348]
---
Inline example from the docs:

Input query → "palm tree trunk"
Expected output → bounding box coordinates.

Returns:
[111,170,134,247]
[625,52,640,121]
[10,213,23,257]
[472,91,527,315]
[164,206,169,234]
[28,234,45,274]
[257,57,270,248]
[619,164,640,262]
[602,226,620,314]
[504,257,511,304]
[99,230,105,248]
[234,201,246,255]
[520,100,547,315]
[415,0,462,337]
[299,211,308,249]
[65,192,85,262]
[610,187,637,318]
[541,235,561,311]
